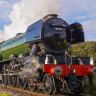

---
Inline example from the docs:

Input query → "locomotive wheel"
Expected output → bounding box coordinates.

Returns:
[43,74,53,95]
[2,65,9,85]
[18,76,28,89]
[2,75,8,86]
[28,79,37,92]
[10,76,17,87]
[2,64,8,72]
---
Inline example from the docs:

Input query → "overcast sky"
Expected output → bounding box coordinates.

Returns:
[0,0,96,41]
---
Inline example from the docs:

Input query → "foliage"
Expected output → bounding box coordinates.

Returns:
[69,41,96,65]
[84,75,96,96]
[0,93,11,96]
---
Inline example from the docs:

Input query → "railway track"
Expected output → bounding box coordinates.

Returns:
[0,84,51,96]
[0,83,85,96]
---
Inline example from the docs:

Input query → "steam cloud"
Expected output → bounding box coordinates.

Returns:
[2,0,62,41]
[21,57,40,78]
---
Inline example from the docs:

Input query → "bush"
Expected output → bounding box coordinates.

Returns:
[70,41,96,65]
[0,93,11,96]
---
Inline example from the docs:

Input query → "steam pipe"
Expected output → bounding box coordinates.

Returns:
[30,44,39,56]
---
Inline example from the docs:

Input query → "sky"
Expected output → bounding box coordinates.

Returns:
[0,0,20,29]
[0,0,96,41]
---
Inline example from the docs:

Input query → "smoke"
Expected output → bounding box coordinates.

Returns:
[0,31,3,41]
[2,0,62,40]
[21,57,40,78]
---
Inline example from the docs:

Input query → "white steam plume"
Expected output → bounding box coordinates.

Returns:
[0,31,3,41]
[22,57,40,78]
[3,0,62,40]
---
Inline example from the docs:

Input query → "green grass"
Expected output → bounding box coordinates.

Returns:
[89,76,96,95]
[0,93,11,96]
[84,76,96,96]
[1,43,30,60]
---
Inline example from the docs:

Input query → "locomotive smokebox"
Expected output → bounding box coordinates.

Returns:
[26,14,84,54]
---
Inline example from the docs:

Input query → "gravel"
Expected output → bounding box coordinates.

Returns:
[0,87,34,96]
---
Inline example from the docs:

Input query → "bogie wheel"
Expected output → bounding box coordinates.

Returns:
[10,76,17,87]
[2,75,8,86]
[18,76,28,89]
[28,79,37,92]
[43,74,53,95]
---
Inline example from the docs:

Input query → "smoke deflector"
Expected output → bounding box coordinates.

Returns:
[66,22,85,44]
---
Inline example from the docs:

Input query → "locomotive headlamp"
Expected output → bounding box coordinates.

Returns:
[54,66,63,76]
[92,67,96,74]
[72,69,76,74]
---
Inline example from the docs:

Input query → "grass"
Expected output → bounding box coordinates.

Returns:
[84,75,96,96]
[1,43,30,60]
[89,76,96,95]
[0,93,11,96]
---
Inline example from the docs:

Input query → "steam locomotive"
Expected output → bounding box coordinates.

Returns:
[0,14,96,95]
